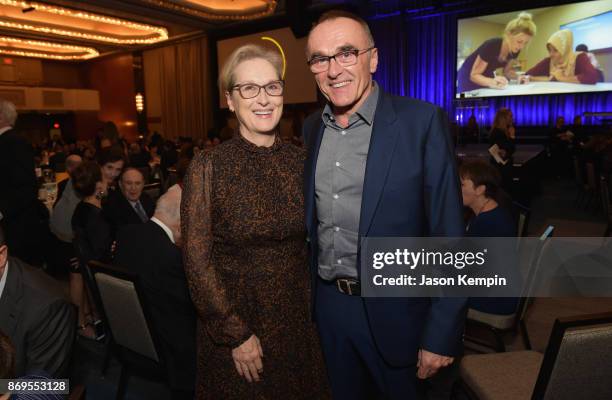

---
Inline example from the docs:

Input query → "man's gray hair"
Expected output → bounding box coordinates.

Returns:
[154,189,181,226]
[0,99,17,126]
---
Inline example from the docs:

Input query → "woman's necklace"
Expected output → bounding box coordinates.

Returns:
[476,198,490,216]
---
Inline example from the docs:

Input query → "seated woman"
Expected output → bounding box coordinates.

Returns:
[526,29,601,84]
[460,160,518,315]
[71,161,113,339]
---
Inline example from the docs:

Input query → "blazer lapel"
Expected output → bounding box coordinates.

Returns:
[304,116,325,236]
[359,91,399,236]
[0,259,24,338]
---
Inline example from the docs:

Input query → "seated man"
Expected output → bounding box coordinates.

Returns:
[113,190,196,399]
[0,226,76,378]
[103,167,154,232]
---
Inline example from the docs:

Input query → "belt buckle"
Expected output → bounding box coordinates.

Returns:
[336,278,354,295]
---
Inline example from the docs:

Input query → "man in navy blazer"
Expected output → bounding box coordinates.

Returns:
[303,10,466,399]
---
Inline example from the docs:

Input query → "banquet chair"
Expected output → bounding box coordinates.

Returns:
[90,261,167,400]
[464,226,554,352]
[457,311,612,400]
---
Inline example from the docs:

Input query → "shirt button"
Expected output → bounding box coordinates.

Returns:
[341,130,346,135]
[333,194,339,199]
[335,161,341,167]
[334,226,340,232]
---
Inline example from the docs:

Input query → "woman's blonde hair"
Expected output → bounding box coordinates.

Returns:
[504,12,536,37]
[491,108,513,136]
[219,44,282,92]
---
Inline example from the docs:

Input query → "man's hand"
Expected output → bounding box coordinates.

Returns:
[232,334,264,383]
[416,349,454,379]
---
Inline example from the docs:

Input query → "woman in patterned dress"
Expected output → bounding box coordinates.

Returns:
[181,44,329,399]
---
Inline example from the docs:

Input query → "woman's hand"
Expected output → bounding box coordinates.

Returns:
[232,334,264,383]
[489,76,508,89]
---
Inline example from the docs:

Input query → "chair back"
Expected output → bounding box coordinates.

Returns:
[532,312,612,400]
[573,156,584,187]
[90,261,161,362]
[514,225,554,325]
[143,182,161,202]
[600,175,611,219]
[585,162,598,191]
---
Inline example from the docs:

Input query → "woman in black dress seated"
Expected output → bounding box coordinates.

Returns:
[460,160,518,314]
[71,161,113,339]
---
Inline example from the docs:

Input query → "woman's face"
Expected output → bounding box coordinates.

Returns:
[547,44,563,64]
[225,58,283,138]
[461,177,484,210]
[508,33,532,54]
[101,160,124,184]
[95,179,108,198]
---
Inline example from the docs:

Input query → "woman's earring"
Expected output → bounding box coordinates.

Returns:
[95,191,105,200]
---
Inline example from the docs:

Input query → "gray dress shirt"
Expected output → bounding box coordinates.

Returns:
[315,83,379,280]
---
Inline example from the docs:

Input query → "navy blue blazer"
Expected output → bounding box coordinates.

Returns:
[303,89,467,367]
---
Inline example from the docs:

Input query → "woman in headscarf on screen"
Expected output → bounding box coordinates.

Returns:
[457,12,536,93]
[526,29,602,84]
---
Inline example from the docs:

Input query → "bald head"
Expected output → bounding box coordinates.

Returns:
[154,189,182,243]
[65,154,82,174]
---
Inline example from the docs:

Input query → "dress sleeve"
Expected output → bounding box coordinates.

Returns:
[181,152,251,348]
[526,57,550,77]
[575,53,599,84]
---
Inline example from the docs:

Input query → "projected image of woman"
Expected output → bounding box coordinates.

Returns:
[457,12,536,93]
[526,29,602,84]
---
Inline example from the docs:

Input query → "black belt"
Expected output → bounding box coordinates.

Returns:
[321,277,361,296]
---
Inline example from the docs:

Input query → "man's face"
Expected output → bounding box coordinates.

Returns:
[0,245,7,272]
[307,17,378,116]
[120,169,145,202]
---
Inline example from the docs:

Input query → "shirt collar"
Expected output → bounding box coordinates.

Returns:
[150,217,174,244]
[0,126,12,136]
[322,81,379,126]
[0,260,8,301]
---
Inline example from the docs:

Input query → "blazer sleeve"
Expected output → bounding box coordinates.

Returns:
[26,300,76,377]
[526,57,550,77]
[421,106,467,356]
[181,153,252,348]
[0,135,38,220]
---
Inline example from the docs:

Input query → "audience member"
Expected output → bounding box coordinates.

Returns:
[114,190,196,399]
[56,154,82,205]
[129,142,151,168]
[489,108,516,190]
[0,226,76,377]
[0,99,42,266]
[97,147,125,194]
[71,161,112,340]
[103,168,154,232]
[49,143,67,172]
[459,161,518,315]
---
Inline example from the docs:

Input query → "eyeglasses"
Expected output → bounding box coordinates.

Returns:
[230,80,284,99]
[307,47,375,73]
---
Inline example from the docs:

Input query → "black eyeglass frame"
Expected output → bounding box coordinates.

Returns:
[229,80,285,99]
[307,47,375,72]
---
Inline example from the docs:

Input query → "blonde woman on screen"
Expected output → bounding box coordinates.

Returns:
[457,12,536,92]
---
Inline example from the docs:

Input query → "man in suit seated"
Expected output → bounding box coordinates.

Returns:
[113,189,196,399]
[103,167,154,233]
[55,154,82,204]
[0,226,76,378]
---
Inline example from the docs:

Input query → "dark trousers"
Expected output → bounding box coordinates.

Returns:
[315,278,417,400]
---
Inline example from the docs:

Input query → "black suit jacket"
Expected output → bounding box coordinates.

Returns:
[0,129,41,261]
[103,190,155,233]
[113,220,196,391]
[0,257,76,377]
